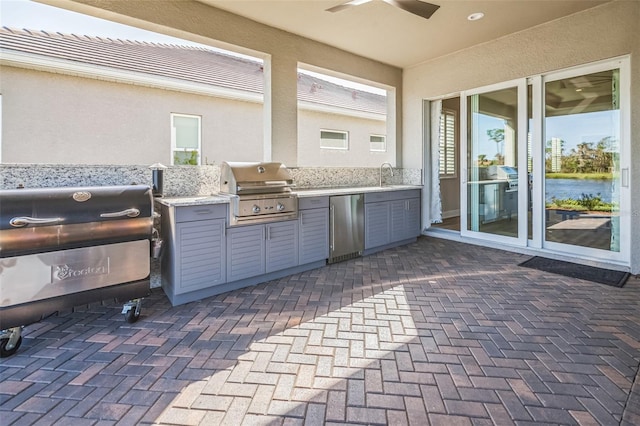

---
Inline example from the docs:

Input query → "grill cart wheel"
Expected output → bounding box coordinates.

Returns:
[125,309,140,323]
[122,299,142,323]
[0,328,23,358]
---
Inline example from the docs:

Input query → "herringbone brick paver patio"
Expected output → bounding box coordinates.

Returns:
[1,238,639,425]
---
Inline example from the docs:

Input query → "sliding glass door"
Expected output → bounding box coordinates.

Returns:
[455,57,629,265]
[542,61,629,261]
[461,80,527,244]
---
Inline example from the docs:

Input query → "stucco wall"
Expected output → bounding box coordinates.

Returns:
[1,65,392,167]
[404,1,639,273]
[1,66,264,165]
[53,0,403,167]
[297,109,390,167]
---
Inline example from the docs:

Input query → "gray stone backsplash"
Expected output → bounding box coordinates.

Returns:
[0,164,422,193]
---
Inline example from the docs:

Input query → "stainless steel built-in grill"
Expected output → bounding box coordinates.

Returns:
[0,185,153,357]
[220,161,298,226]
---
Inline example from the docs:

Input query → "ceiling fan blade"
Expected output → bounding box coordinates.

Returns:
[383,0,440,19]
[327,0,372,13]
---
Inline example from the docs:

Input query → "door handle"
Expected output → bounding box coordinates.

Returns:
[622,168,629,188]
[330,205,335,250]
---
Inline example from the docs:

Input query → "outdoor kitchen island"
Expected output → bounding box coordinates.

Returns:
[157,185,421,306]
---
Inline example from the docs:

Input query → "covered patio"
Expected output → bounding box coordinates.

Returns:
[1,238,639,425]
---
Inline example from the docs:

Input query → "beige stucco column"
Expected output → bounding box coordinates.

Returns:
[264,54,298,166]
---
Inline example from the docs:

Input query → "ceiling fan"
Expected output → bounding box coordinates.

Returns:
[327,0,440,20]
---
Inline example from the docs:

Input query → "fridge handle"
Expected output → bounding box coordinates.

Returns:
[622,168,629,188]
[330,204,335,250]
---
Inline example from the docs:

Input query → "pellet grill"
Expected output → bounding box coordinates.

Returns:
[0,185,154,357]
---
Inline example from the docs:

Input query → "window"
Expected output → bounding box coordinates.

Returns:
[370,134,386,152]
[171,114,201,165]
[439,109,456,176]
[320,130,349,150]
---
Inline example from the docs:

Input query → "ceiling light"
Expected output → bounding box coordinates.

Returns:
[467,12,484,21]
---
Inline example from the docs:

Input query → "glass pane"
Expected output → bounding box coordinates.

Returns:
[174,116,199,149]
[439,111,456,176]
[320,131,348,149]
[370,135,386,151]
[173,150,199,165]
[467,87,519,238]
[544,69,620,251]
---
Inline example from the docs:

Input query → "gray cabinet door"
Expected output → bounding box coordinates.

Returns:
[175,219,226,293]
[227,225,265,282]
[390,199,407,242]
[405,197,421,238]
[266,221,298,273]
[390,198,421,242]
[365,202,390,249]
[299,208,329,264]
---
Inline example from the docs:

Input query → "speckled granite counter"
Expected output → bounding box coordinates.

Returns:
[294,185,422,197]
[154,185,422,206]
[155,194,232,207]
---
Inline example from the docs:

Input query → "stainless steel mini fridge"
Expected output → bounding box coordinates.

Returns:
[329,194,364,263]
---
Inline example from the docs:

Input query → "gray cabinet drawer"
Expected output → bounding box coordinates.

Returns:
[364,189,421,204]
[299,196,329,210]
[390,189,420,201]
[175,204,226,222]
[364,192,390,203]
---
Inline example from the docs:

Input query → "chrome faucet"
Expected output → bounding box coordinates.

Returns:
[379,162,394,187]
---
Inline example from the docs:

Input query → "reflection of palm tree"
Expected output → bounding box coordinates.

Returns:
[576,142,594,173]
[487,128,504,164]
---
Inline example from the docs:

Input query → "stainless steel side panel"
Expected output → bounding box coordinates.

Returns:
[329,194,364,261]
[0,240,150,307]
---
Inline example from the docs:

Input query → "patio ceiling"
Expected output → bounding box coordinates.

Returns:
[199,0,610,68]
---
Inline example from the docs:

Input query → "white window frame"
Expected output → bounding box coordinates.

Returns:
[369,134,386,152]
[439,108,457,177]
[171,113,201,165]
[320,129,349,150]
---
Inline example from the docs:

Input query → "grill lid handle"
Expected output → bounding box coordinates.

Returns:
[100,208,141,218]
[9,216,64,227]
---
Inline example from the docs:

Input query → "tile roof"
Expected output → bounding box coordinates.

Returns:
[0,27,386,115]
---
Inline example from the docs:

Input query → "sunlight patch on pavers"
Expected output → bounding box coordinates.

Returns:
[155,285,417,424]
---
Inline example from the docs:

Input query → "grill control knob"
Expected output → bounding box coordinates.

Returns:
[276,203,285,212]
[252,205,261,214]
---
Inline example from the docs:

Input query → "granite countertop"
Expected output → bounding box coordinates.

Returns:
[293,184,422,197]
[155,194,232,207]
[156,185,422,206]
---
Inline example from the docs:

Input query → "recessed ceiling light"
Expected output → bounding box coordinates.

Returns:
[468,12,484,21]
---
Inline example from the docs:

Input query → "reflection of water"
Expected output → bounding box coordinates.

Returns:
[545,178,613,203]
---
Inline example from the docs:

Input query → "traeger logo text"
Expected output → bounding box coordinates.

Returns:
[52,259,110,282]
